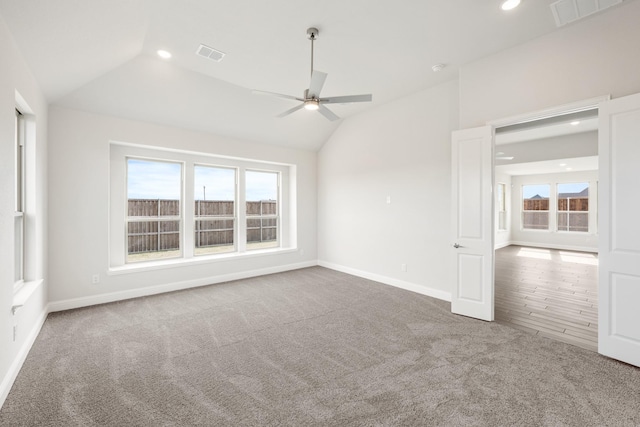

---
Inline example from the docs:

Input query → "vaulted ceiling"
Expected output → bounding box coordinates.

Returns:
[0,0,627,150]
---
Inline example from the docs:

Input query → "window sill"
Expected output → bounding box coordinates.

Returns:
[12,279,44,314]
[108,247,298,276]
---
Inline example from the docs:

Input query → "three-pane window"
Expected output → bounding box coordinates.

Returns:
[120,152,283,264]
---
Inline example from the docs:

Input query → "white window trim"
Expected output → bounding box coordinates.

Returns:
[109,142,294,271]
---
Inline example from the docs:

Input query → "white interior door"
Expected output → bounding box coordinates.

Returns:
[598,93,640,368]
[451,126,494,321]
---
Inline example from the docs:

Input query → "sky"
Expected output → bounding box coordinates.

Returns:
[127,159,278,201]
[523,182,588,199]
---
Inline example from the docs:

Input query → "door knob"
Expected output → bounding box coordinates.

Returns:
[453,243,461,248]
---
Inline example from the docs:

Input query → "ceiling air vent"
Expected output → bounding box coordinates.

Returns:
[196,44,225,62]
[550,0,623,27]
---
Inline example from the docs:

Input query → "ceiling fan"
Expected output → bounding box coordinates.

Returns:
[253,27,372,121]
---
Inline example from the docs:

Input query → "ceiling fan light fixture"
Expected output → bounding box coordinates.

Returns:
[501,0,521,11]
[304,99,319,111]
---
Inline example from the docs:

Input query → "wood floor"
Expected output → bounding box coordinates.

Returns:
[495,245,598,352]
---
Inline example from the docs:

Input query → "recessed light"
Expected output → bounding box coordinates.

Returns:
[566,167,573,171]
[570,120,580,126]
[432,63,446,72]
[559,163,567,166]
[501,0,521,11]
[157,50,172,59]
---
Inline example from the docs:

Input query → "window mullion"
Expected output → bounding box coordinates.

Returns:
[183,161,195,258]
[237,167,247,252]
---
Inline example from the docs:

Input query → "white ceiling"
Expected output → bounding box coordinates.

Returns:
[496,156,598,176]
[495,117,599,145]
[0,0,630,150]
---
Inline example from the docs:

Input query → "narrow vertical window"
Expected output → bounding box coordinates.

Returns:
[245,170,279,250]
[557,182,589,232]
[126,159,182,262]
[522,184,550,230]
[14,109,25,284]
[497,183,507,231]
[194,165,236,255]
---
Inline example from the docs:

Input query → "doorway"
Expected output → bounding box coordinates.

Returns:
[491,108,599,351]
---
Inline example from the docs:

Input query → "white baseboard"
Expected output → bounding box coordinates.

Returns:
[494,241,511,250]
[318,260,452,302]
[0,305,48,409]
[48,260,318,312]
[508,241,598,253]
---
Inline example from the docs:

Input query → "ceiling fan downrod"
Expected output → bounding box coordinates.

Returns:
[307,27,318,80]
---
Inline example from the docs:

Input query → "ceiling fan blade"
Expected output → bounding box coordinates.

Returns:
[317,104,340,121]
[277,103,305,118]
[252,89,303,102]
[308,70,327,98]
[320,94,372,104]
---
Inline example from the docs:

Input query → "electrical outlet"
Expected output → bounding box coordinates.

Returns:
[401,263,407,272]
[92,274,100,284]
[386,196,391,204]
[13,325,17,342]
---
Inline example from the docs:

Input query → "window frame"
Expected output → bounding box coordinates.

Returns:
[497,182,507,231]
[245,168,281,251]
[193,164,238,256]
[14,109,25,287]
[556,182,590,233]
[109,142,293,270]
[521,184,551,231]
[125,157,184,263]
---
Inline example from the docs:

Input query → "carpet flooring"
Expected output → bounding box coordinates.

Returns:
[1,266,639,426]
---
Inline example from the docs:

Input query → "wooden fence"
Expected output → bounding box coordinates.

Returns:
[127,199,277,254]
[522,197,589,231]
[524,197,588,211]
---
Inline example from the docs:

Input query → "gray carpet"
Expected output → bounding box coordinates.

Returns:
[1,267,639,426]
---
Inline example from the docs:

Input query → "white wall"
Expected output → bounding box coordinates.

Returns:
[0,15,48,407]
[509,170,598,252]
[460,0,640,128]
[317,80,459,301]
[47,106,317,306]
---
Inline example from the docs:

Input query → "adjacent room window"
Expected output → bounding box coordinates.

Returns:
[126,159,182,263]
[497,183,507,231]
[246,170,279,250]
[14,109,25,285]
[522,184,550,230]
[557,182,589,232]
[194,165,236,255]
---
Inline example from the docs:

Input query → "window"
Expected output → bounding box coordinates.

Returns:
[110,143,293,269]
[126,159,182,263]
[246,170,279,250]
[194,165,236,255]
[497,183,507,231]
[522,184,550,230]
[557,182,589,232]
[14,109,25,285]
